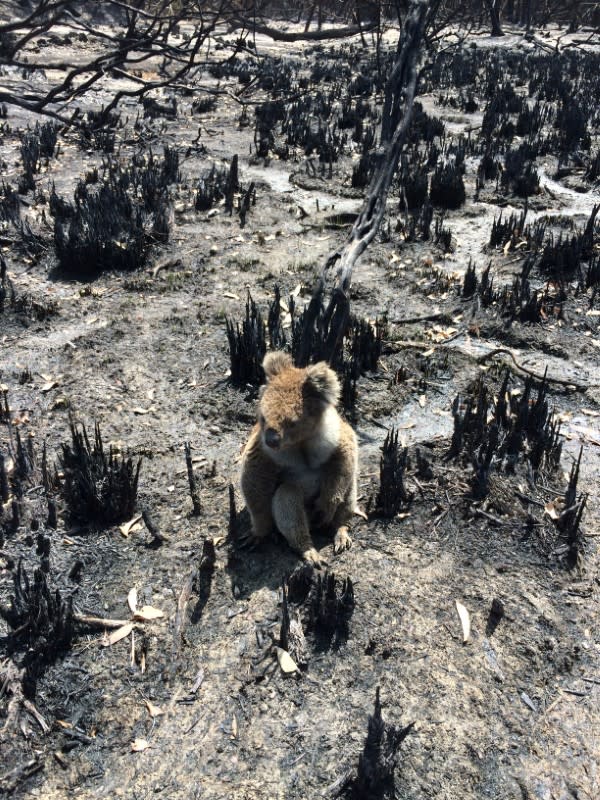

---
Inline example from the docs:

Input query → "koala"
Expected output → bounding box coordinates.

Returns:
[240,351,359,566]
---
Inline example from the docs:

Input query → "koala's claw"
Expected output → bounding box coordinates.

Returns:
[333,527,352,554]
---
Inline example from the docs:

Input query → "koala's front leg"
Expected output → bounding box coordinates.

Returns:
[240,428,279,544]
[272,482,321,566]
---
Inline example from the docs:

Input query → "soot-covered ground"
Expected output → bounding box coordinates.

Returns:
[1,18,599,800]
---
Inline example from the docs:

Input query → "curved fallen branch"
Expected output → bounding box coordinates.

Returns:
[476,348,594,390]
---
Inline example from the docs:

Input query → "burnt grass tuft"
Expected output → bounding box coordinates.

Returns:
[57,417,141,525]
[0,561,74,683]
[51,151,179,276]
[345,687,414,800]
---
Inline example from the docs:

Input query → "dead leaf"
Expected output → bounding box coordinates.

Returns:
[56,720,73,729]
[131,738,151,752]
[455,601,471,643]
[520,692,537,712]
[418,395,426,408]
[544,498,564,520]
[133,606,164,621]
[190,668,205,694]
[131,406,155,415]
[144,700,164,719]
[127,588,138,614]
[120,514,143,538]
[231,714,238,739]
[581,409,600,417]
[276,646,299,674]
[102,622,134,646]
[223,291,239,300]
[40,381,58,393]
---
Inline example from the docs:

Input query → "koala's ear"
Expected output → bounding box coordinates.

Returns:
[263,351,293,379]
[304,362,340,406]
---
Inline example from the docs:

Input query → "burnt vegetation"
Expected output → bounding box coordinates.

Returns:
[57,418,141,525]
[0,1,598,797]
[51,150,179,276]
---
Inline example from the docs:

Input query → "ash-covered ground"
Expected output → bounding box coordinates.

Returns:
[1,17,599,800]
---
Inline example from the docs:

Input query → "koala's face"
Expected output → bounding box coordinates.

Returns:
[258,352,340,452]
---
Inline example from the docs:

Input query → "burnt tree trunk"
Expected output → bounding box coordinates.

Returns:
[322,0,429,296]
[484,0,505,36]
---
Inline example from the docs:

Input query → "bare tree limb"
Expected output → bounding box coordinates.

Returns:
[0,0,223,123]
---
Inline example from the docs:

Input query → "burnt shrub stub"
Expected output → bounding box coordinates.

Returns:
[51,151,178,276]
[0,560,74,673]
[58,417,141,525]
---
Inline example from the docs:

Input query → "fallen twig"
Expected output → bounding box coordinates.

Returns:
[475,508,507,526]
[392,312,454,324]
[23,699,50,734]
[0,661,25,740]
[141,506,169,543]
[477,348,593,390]
[73,613,131,629]
[514,490,545,508]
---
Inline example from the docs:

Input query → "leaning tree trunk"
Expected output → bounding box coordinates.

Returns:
[324,0,429,294]
[302,0,429,366]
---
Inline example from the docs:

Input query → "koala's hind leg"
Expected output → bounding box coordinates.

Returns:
[272,482,321,566]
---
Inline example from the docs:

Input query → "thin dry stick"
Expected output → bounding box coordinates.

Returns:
[185,442,201,516]
[73,613,131,629]
[477,348,594,390]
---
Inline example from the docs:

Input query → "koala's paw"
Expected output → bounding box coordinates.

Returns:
[302,547,324,567]
[333,527,352,554]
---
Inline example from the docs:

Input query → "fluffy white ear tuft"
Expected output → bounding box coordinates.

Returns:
[304,362,340,406]
[263,351,293,379]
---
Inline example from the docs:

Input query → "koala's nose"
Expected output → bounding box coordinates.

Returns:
[264,428,281,449]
